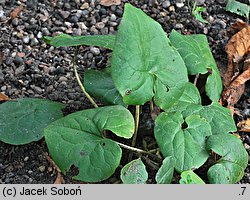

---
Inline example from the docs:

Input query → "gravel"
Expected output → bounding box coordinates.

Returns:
[0,0,249,184]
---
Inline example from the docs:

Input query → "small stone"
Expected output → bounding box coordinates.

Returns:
[162,0,170,8]
[110,14,116,21]
[33,86,43,94]
[12,18,18,26]
[64,3,71,9]
[37,31,43,39]
[14,56,23,64]
[175,23,183,29]
[58,77,68,82]
[80,2,89,9]
[38,166,46,173]
[1,86,6,91]
[24,156,29,162]
[176,2,184,8]
[70,16,79,23]
[77,22,87,30]
[23,36,30,44]
[203,27,208,34]
[42,28,50,36]
[90,47,100,56]
[60,10,70,19]
[28,170,33,174]
[95,22,105,29]
[73,28,82,36]
[30,38,39,46]
[168,6,175,12]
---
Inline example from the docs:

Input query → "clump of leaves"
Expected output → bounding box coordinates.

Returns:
[0,3,248,184]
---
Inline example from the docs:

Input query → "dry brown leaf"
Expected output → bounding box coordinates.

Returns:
[54,172,65,184]
[10,6,23,19]
[100,0,121,7]
[237,118,250,132]
[0,92,10,101]
[224,20,250,87]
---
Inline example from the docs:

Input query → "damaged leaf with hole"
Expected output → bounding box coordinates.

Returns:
[44,105,135,182]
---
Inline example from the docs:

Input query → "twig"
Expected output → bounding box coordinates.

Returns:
[73,47,98,108]
[193,74,199,86]
[131,105,140,147]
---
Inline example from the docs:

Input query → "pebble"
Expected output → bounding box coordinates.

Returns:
[90,47,100,56]
[162,0,170,8]
[60,10,70,19]
[175,23,184,29]
[24,157,29,162]
[77,22,87,30]
[110,14,117,21]
[58,77,68,83]
[12,18,19,26]
[38,166,46,173]
[37,32,43,39]
[95,22,105,29]
[1,86,6,91]
[80,2,89,10]
[23,36,30,44]
[168,6,175,12]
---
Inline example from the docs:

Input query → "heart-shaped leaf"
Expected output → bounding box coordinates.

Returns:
[44,105,134,182]
[179,170,205,184]
[155,156,175,184]
[206,134,248,184]
[183,102,237,135]
[111,4,188,106]
[169,30,222,102]
[0,98,65,145]
[84,69,125,106]
[155,112,211,172]
[43,34,115,50]
[120,158,148,184]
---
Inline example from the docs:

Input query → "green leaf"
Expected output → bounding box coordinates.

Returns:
[45,105,135,182]
[0,98,65,145]
[161,82,201,112]
[156,156,175,184]
[111,3,188,106]
[120,158,148,184]
[84,69,125,106]
[154,112,211,172]
[43,34,115,50]
[226,0,250,18]
[169,30,222,102]
[183,102,237,135]
[207,134,248,183]
[179,170,205,184]
[192,7,209,24]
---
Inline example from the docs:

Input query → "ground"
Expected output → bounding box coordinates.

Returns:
[0,0,249,184]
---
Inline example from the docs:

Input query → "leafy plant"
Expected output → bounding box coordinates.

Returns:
[0,3,248,184]
[189,0,209,23]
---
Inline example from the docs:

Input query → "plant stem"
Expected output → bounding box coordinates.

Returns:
[116,142,149,154]
[73,48,98,108]
[150,100,154,114]
[194,74,200,86]
[131,105,140,147]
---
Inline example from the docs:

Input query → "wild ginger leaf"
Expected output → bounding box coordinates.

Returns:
[207,134,248,183]
[43,34,115,50]
[84,69,125,106]
[44,105,134,182]
[0,98,65,145]
[226,0,250,18]
[183,102,237,135]
[169,30,223,102]
[179,170,205,184]
[120,158,148,184]
[156,156,175,184]
[154,112,211,172]
[111,4,188,106]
